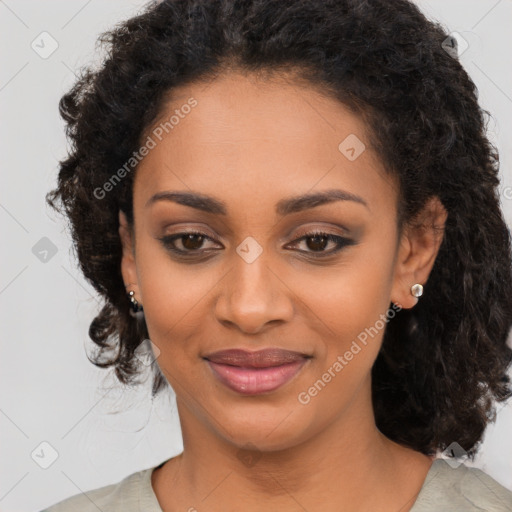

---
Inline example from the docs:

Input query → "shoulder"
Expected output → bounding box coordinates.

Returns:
[39,465,162,512]
[412,458,512,512]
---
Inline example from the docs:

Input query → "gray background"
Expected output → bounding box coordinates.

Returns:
[1,1,511,510]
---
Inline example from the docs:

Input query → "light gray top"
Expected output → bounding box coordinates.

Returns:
[41,458,512,511]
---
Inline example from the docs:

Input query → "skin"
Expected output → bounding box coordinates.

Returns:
[118,70,447,512]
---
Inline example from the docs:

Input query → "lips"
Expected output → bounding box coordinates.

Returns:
[204,348,310,368]
[203,348,311,395]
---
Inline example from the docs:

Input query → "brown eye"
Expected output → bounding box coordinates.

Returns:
[181,233,205,250]
[158,231,222,256]
[286,230,355,257]
[305,234,329,252]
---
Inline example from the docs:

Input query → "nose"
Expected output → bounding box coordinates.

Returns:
[214,252,294,335]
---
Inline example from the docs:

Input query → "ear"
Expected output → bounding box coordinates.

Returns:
[390,196,447,309]
[118,210,140,299]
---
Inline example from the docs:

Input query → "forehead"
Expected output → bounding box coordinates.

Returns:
[133,70,396,214]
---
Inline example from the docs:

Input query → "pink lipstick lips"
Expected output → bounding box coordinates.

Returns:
[204,348,310,395]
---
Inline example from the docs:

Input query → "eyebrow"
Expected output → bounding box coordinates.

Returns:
[145,188,369,215]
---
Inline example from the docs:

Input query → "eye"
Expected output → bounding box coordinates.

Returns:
[158,230,222,255]
[285,230,355,256]
[158,229,355,259]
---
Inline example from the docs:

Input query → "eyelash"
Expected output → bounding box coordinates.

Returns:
[158,229,355,259]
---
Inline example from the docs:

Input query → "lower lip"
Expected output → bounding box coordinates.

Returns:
[206,359,308,395]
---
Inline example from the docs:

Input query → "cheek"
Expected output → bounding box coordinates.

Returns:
[292,231,398,379]
[295,238,396,338]
[329,259,393,339]
[134,240,220,360]
[293,273,395,416]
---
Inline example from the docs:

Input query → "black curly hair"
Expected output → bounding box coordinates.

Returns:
[47,0,512,458]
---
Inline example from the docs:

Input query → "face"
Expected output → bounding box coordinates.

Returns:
[119,70,440,452]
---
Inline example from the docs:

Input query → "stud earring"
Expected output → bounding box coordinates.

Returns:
[410,283,423,298]
[127,290,144,318]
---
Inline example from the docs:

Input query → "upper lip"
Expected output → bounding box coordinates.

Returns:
[203,348,310,368]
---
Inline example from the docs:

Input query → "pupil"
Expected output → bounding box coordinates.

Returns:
[307,235,328,251]
[182,234,204,250]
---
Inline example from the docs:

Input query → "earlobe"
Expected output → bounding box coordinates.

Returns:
[118,210,140,297]
[390,197,447,309]
[390,234,418,309]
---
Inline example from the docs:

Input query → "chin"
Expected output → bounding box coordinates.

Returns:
[214,401,319,452]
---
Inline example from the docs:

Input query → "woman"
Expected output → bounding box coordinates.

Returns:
[42,0,512,510]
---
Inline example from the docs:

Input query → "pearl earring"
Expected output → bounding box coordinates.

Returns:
[127,290,144,318]
[410,283,423,298]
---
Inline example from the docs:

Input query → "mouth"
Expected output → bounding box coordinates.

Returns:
[203,348,311,395]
